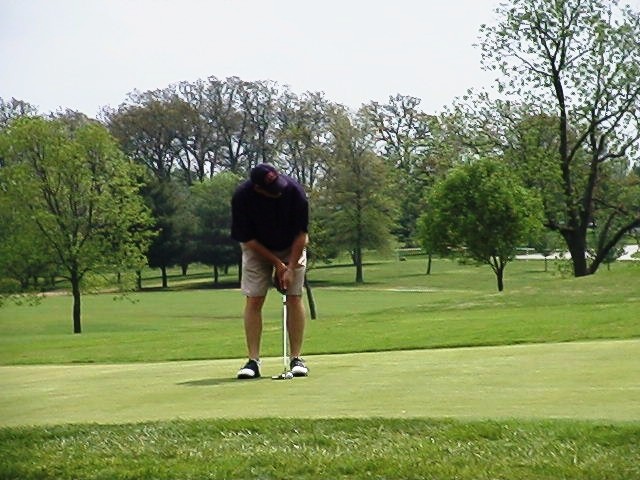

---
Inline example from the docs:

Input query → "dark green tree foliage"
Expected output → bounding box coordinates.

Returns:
[143,179,193,288]
[419,158,543,291]
[189,172,241,284]
[0,117,154,332]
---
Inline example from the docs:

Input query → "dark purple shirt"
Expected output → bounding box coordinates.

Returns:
[231,175,309,251]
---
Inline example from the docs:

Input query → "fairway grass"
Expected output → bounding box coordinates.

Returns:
[1,339,638,427]
[1,259,639,365]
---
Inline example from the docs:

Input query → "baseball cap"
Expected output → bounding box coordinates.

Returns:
[250,163,288,195]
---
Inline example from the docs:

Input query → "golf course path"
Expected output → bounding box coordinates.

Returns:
[1,339,638,426]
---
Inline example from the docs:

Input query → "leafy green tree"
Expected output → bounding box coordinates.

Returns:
[0,117,154,333]
[418,158,543,291]
[143,178,193,288]
[478,0,640,276]
[315,110,396,283]
[189,172,241,284]
[0,201,57,290]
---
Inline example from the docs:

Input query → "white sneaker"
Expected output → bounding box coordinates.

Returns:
[289,357,309,377]
[237,359,261,379]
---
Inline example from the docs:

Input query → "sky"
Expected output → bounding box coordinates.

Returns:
[0,0,532,117]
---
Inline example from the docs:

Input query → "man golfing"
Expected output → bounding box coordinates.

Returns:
[231,163,309,379]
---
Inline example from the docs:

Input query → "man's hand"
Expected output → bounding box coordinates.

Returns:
[273,265,288,294]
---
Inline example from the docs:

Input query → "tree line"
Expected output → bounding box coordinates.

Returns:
[1,0,639,332]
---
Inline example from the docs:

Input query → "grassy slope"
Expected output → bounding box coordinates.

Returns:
[0,258,638,364]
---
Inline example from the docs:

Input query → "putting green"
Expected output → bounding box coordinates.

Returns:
[1,339,638,427]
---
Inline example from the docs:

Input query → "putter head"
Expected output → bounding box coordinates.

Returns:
[272,371,294,380]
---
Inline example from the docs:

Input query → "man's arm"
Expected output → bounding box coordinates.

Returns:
[282,232,308,291]
[242,239,288,276]
[287,232,308,269]
[243,232,308,291]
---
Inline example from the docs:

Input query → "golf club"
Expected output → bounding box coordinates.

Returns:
[272,290,293,380]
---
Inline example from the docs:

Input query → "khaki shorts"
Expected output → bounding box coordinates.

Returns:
[240,244,307,297]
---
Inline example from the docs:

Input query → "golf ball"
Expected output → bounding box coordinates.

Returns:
[285,372,294,379]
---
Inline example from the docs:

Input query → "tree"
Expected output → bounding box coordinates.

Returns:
[0,199,57,290]
[198,76,254,174]
[189,172,241,285]
[0,117,154,333]
[143,178,193,288]
[479,0,640,276]
[315,110,396,283]
[104,90,183,182]
[418,158,543,291]
[361,95,442,245]
[175,79,224,181]
[275,91,333,190]
[240,79,281,166]
[0,97,38,130]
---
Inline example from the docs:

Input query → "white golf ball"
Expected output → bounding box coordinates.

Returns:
[285,372,294,379]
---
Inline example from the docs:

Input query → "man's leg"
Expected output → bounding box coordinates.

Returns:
[244,296,266,360]
[237,295,265,379]
[286,294,305,358]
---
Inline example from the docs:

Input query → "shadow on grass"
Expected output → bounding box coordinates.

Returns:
[177,377,240,387]
[178,376,278,386]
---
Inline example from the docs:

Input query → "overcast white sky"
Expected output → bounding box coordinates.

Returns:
[1,0,616,118]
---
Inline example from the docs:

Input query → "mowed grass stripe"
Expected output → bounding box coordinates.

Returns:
[1,339,638,427]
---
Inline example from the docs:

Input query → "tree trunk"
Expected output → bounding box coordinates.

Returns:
[496,269,504,292]
[161,265,168,288]
[564,231,589,277]
[490,256,506,292]
[354,246,363,283]
[136,270,142,290]
[426,253,432,275]
[213,265,219,285]
[71,269,82,334]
